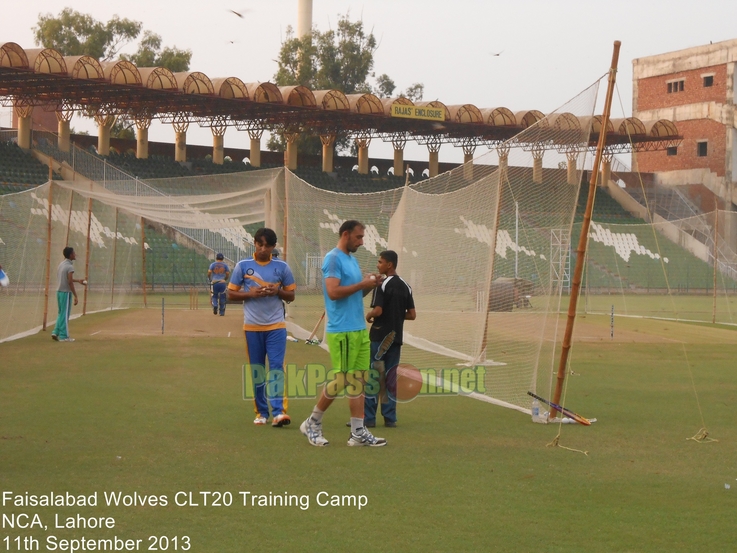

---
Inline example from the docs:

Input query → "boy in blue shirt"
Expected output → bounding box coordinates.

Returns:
[228,229,296,427]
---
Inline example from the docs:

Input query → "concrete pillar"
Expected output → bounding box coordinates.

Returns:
[212,134,224,164]
[463,153,474,180]
[357,145,369,174]
[16,104,33,149]
[429,151,439,178]
[532,149,544,184]
[135,117,151,159]
[498,152,509,184]
[567,156,577,186]
[95,114,116,157]
[172,117,189,163]
[393,148,404,178]
[354,135,371,175]
[174,132,186,162]
[57,119,71,152]
[601,157,612,187]
[285,133,298,171]
[321,135,335,172]
[137,127,149,159]
[249,131,262,168]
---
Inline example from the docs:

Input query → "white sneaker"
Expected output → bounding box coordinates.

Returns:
[253,416,268,425]
[347,427,387,447]
[300,417,329,446]
[61,338,75,342]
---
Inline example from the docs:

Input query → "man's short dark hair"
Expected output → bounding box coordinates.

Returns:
[339,220,364,236]
[216,253,224,260]
[254,228,277,246]
[63,246,74,259]
[380,250,398,268]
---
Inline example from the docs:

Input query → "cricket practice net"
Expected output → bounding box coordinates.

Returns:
[0,164,283,342]
[285,81,600,411]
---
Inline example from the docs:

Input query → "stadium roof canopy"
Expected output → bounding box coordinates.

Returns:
[0,42,680,153]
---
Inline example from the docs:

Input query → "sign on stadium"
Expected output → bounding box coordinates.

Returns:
[390,103,445,122]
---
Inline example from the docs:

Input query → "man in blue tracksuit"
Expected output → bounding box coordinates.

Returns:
[208,253,230,316]
[227,229,296,427]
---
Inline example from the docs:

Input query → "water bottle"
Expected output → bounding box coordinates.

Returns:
[531,399,546,423]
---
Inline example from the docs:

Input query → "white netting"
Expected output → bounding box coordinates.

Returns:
[579,211,737,324]
[0,163,284,342]
[285,81,601,411]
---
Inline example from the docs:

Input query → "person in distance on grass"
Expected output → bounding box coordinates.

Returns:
[227,228,296,428]
[364,250,416,428]
[300,220,386,447]
[51,246,86,343]
[208,253,231,316]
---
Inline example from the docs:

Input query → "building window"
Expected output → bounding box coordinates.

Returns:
[703,75,714,87]
[667,147,678,156]
[667,79,685,93]
[697,141,708,157]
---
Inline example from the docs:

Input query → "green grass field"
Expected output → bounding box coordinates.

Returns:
[2,307,737,552]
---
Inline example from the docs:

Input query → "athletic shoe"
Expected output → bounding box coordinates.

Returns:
[213,307,218,315]
[61,338,75,342]
[51,334,58,341]
[300,417,329,446]
[272,414,291,427]
[384,421,397,428]
[253,416,268,425]
[347,427,387,447]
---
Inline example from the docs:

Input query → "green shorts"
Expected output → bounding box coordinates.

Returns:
[326,329,371,373]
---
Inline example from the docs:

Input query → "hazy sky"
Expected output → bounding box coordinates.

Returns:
[2,0,737,162]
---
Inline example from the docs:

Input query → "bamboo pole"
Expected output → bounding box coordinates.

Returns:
[83,197,92,315]
[712,208,718,324]
[141,218,147,308]
[550,41,621,418]
[42,182,54,331]
[65,191,73,246]
[110,208,118,310]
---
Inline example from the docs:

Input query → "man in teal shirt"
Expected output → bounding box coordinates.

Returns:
[300,220,386,447]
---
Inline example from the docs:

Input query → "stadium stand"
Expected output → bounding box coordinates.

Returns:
[0,140,62,191]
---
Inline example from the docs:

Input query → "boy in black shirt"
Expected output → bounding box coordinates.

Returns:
[365,250,416,427]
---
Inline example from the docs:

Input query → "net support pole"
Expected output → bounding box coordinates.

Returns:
[110,208,119,310]
[42,181,54,331]
[551,40,621,418]
[141,217,148,308]
[83,197,92,315]
[478,160,506,361]
[64,191,73,246]
[283,170,289,262]
[712,208,718,324]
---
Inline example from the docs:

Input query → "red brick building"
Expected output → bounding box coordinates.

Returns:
[633,39,737,210]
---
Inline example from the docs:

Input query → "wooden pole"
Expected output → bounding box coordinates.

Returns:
[83,197,92,315]
[65,191,73,246]
[712,208,718,324]
[551,41,621,418]
[110,208,119,310]
[42,182,54,331]
[141,217,148,308]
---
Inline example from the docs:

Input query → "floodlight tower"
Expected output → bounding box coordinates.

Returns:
[297,0,313,38]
